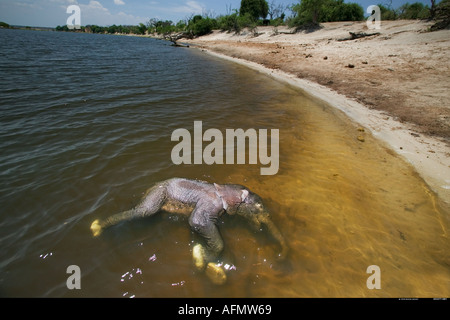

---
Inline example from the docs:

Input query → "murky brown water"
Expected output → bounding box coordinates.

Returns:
[1,29,448,297]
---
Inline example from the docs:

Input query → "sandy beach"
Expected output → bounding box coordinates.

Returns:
[183,20,450,205]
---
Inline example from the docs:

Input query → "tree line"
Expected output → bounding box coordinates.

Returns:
[55,0,450,36]
[55,23,148,34]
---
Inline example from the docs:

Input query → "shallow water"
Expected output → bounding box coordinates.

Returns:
[0,29,448,297]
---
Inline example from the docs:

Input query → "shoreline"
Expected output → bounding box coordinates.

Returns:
[183,21,450,205]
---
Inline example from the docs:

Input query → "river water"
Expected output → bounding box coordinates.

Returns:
[0,29,448,297]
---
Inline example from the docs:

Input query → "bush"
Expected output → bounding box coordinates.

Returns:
[147,19,177,34]
[187,16,216,36]
[237,13,258,31]
[327,2,364,22]
[431,0,450,30]
[240,0,269,20]
[217,13,239,32]
[192,18,214,36]
[377,4,397,20]
[289,0,326,27]
[398,2,430,20]
[289,0,364,29]
[56,25,70,31]
[216,12,257,33]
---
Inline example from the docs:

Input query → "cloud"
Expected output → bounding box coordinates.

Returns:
[0,0,147,27]
[11,0,39,8]
[173,1,204,14]
[81,0,108,13]
[77,0,147,25]
[91,1,106,10]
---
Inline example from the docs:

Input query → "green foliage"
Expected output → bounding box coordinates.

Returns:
[55,22,161,35]
[289,0,326,27]
[176,20,187,30]
[375,2,431,21]
[216,13,240,32]
[238,13,259,30]
[326,1,365,22]
[270,16,285,26]
[216,9,260,33]
[137,23,147,35]
[148,19,177,34]
[0,21,10,28]
[289,0,364,29]
[377,4,398,20]
[431,0,450,30]
[240,0,269,20]
[187,16,216,36]
[89,25,106,33]
[54,0,276,37]
[398,2,430,19]
[191,15,203,25]
[55,25,70,31]
[50,0,444,36]
[107,25,118,33]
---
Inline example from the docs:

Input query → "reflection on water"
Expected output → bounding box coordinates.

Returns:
[0,29,448,297]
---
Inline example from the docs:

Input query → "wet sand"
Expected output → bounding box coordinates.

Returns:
[183,20,450,205]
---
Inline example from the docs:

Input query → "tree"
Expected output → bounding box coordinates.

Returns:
[240,0,269,20]
[397,2,430,19]
[217,12,240,32]
[289,0,364,29]
[324,0,364,22]
[137,23,147,35]
[430,0,437,18]
[377,3,397,20]
[188,16,215,36]
[289,0,331,28]
[107,24,118,34]
[149,20,175,34]
[268,0,287,20]
[431,0,450,30]
[56,25,69,31]
[89,25,106,33]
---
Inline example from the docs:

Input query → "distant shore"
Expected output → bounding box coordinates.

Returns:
[183,20,450,204]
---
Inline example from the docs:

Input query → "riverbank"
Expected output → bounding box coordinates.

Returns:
[183,20,450,205]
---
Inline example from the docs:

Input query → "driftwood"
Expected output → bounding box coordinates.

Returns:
[164,32,192,47]
[337,31,381,41]
[277,30,297,35]
[170,41,190,48]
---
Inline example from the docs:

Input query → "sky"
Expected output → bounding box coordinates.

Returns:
[0,0,435,28]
